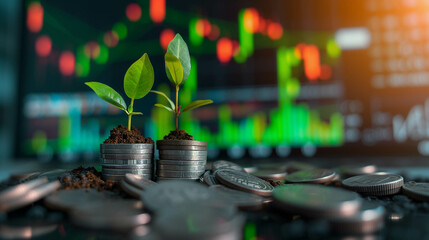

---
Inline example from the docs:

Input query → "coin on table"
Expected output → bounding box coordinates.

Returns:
[402,181,429,201]
[342,174,404,196]
[250,169,287,181]
[120,180,144,199]
[215,169,274,197]
[284,161,315,173]
[209,185,267,210]
[124,173,156,191]
[10,171,41,181]
[0,177,48,203]
[70,201,150,231]
[257,162,288,172]
[202,171,219,186]
[44,188,142,212]
[285,169,336,184]
[212,160,245,172]
[338,164,378,178]
[273,184,362,218]
[329,201,385,234]
[0,180,60,212]
[141,181,214,212]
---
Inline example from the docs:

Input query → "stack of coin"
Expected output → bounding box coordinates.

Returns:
[156,140,207,180]
[100,144,154,181]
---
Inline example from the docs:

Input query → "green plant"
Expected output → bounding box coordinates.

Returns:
[85,53,154,131]
[151,34,212,131]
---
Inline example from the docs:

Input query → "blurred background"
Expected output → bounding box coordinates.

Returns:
[2,0,429,163]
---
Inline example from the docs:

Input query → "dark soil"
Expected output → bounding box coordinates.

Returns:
[163,130,194,140]
[58,166,117,192]
[104,125,154,144]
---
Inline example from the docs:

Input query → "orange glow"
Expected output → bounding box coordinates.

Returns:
[150,0,165,23]
[160,29,175,50]
[84,41,100,59]
[258,18,267,34]
[294,43,306,59]
[126,3,142,22]
[303,45,321,82]
[243,8,259,33]
[267,22,283,40]
[35,35,51,57]
[195,19,211,37]
[27,2,43,33]
[208,24,220,40]
[320,64,332,80]
[59,51,75,76]
[217,38,233,64]
[232,40,240,56]
[104,31,119,47]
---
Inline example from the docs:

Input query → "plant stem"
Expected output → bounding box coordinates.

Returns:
[128,98,135,131]
[175,85,179,131]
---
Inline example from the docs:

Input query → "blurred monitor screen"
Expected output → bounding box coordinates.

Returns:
[17,0,429,162]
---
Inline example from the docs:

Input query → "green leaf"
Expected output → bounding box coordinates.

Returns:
[154,103,174,112]
[150,90,175,110]
[182,100,213,113]
[165,52,183,86]
[124,53,154,100]
[129,112,143,115]
[166,34,191,84]
[127,105,133,113]
[85,82,127,111]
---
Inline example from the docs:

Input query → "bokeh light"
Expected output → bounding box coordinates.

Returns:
[35,35,51,57]
[208,24,220,40]
[160,29,175,50]
[104,31,119,47]
[267,22,283,40]
[27,2,43,33]
[150,0,165,23]
[112,23,127,40]
[126,3,142,22]
[243,8,259,33]
[303,45,321,81]
[217,37,233,64]
[59,51,75,76]
[84,41,100,59]
[320,64,332,80]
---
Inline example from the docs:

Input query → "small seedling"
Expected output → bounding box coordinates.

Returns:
[85,53,154,131]
[151,34,213,131]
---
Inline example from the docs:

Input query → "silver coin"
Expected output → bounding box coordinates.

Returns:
[156,140,207,147]
[102,159,153,165]
[243,166,258,173]
[101,148,153,154]
[342,174,404,196]
[257,162,288,172]
[215,169,274,197]
[120,180,144,198]
[212,160,245,172]
[285,169,336,184]
[203,171,219,186]
[339,165,378,177]
[159,154,207,161]
[101,153,153,160]
[284,161,315,173]
[0,177,48,203]
[101,143,154,149]
[0,224,58,239]
[402,181,429,201]
[156,177,200,181]
[10,171,41,181]
[102,168,153,175]
[103,173,152,182]
[209,185,266,210]
[141,181,214,212]
[157,159,206,166]
[157,145,207,151]
[273,184,362,218]
[70,201,150,230]
[102,164,153,169]
[156,170,204,178]
[157,164,205,172]
[250,169,287,181]
[44,188,142,211]
[330,202,385,234]
[159,149,207,156]
[124,173,157,190]
[0,181,60,212]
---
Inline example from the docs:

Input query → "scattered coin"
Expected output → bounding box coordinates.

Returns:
[0,224,58,239]
[0,181,60,212]
[120,180,144,198]
[257,162,288,172]
[285,169,336,184]
[338,164,378,178]
[329,202,385,234]
[273,184,362,218]
[215,169,274,197]
[243,166,258,173]
[70,201,150,230]
[0,177,48,203]
[37,169,68,181]
[212,160,245,172]
[10,171,41,181]
[209,185,267,210]
[44,188,142,212]
[284,161,315,173]
[402,181,429,201]
[124,173,157,191]
[250,169,287,181]
[342,174,404,196]
[141,181,214,212]
[202,171,219,186]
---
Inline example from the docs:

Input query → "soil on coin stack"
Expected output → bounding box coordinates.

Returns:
[104,125,154,144]
[58,166,117,192]
[163,129,193,140]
